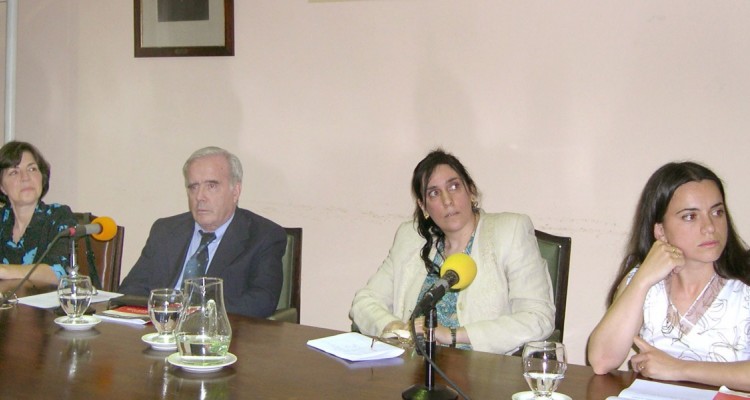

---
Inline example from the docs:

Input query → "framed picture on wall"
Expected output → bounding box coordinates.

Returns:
[134,0,234,57]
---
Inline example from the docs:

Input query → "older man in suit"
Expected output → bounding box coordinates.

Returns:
[119,146,286,318]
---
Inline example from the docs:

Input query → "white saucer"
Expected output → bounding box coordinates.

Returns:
[54,315,101,331]
[512,391,572,400]
[141,332,177,351]
[167,352,237,373]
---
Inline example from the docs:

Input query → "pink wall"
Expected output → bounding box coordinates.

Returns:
[11,0,750,366]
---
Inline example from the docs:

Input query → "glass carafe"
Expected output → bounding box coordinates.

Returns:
[174,277,232,364]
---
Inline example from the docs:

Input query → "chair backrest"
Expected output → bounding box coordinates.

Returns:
[72,212,125,292]
[269,227,302,323]
[534,229,571,342]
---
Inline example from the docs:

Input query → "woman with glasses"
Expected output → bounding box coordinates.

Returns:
[0,141,76,284]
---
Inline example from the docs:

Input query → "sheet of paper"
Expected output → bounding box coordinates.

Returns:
[17,290,123,309]
[610,379,716,400]
[307,332,405,362]
[318,349,405,369]
[95,313,150,325]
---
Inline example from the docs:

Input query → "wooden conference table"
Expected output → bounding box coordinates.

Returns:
[0,280,643,399]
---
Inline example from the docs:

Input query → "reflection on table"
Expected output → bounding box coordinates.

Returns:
[0,278,651,399]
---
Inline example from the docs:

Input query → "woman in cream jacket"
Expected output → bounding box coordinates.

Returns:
[350,149,554,354]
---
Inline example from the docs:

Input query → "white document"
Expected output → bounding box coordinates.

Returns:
[94,313,150,326]
[307,332,405,362]
[606,379,716,400]
[17,290,122,309]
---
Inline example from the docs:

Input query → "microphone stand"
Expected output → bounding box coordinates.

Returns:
[68,238,99,295]
[68,237,80,277]
[0,230,67,307]
[402,304,458,400]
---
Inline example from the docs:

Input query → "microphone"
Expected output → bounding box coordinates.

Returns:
[416,253,477,311]
[0,217,118,307]
[65,216,117,241]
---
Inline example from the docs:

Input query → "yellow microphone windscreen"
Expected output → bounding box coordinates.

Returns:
[440,253,477,290]
[91,216,117,241]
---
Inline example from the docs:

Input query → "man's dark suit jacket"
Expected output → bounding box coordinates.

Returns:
[119,208,286,318]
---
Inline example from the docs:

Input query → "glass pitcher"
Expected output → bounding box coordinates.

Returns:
[174,277,232,364]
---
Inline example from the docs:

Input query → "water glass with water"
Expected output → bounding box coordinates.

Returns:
[57,275,94,323]
[522,341,567,399]
[148,288,183,343]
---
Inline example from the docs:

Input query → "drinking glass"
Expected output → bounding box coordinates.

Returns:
[57,275,94,323]
[522,341,567,399]
[148,288,184,343]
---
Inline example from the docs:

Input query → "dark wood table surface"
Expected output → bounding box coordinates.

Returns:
[0,279,642,399]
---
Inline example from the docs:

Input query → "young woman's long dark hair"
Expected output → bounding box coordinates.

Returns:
[606,161,749,305]
[410,149,480,274]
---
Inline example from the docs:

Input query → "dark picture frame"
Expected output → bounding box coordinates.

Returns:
[134,0,234,57]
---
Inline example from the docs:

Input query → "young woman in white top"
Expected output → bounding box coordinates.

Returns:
[588,161,750,391]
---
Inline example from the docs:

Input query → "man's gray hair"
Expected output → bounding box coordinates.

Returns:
[183,146,243,186]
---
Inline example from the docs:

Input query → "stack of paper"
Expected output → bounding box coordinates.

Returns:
[17,290,122,309]
[607,379,716,400]
[307,332,405,362]
[95,306,150,325]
